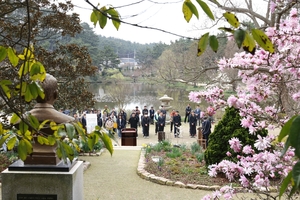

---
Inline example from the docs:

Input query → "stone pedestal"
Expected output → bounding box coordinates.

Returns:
[1,161,83,200]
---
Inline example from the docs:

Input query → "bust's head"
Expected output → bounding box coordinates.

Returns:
[36,74,58,104]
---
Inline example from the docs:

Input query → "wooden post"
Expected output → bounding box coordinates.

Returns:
[197,127,206,149]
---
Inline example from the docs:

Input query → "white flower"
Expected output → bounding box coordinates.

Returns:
[254,135,270,151]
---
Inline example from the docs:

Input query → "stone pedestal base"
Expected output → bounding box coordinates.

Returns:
[1,161,83,200]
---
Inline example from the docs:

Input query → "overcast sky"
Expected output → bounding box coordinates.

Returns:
[73,0,269,44]
[73,0,204,44]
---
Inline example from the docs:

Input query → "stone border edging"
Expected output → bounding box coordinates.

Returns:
[136,149,278,193]
[136,149,221,191]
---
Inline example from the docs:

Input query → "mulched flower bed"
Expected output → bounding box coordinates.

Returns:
[144,149,231,186]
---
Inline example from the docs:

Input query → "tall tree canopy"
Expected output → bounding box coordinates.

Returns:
[0,0,97,111]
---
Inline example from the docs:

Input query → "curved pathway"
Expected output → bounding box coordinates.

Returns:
[83,148,209,200]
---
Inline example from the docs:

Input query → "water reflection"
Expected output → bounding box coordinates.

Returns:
[89,82,209,114]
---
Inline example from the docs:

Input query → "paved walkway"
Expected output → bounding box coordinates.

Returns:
[83,123,211,200]
[82,148,210,200]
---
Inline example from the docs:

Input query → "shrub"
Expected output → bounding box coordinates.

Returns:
[0,153,11,172]
[204,107,268,166]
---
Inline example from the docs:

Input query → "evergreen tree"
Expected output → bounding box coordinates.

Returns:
[204,107,268,166]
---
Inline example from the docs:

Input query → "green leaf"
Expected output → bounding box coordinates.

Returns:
[35,82,45,100]
[293,161,300,189]
[30,62,41,77]
[7,137,16,150]
[106,7,121,30]
[0,46,7,62]
[197,32,209,56]
[0,134,10,146]
[90,10,98,27]
[10,113,20,124]
[0,123,3,135]
[30,62,46,82]
[98,7,108,29]
[18,139,28,161]
[24,138,33,154]
[24,84,33,102]
[0,80,12,99]
[87,134,96,151]
[289,115,300,158]
[279,115,297,142]
[73,122,86,141]
[100,133,114,155]
[56,141,66,161]
[65,123,76,139]
[18,61,31,77]
[37,135,49,145]
[279,171,292,198]
[218,27,234,33]
[209,35,218,52]
[281,136,291,157]
[38,119,50,130]
[28,82,38,99]
[242,31,256,55]
[62,142,74,161]
[223,12,240,28]
[19,121,29,134]
[196,0,214,20]
[7,47,19,67]
[182,0,193,22]
[252,29,274,53]
[234,29,246,49]
[57,126,67,137]
[48,135,56,145]
[186,1,199,19]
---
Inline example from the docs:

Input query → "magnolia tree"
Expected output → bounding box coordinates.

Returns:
[189,8,300,199]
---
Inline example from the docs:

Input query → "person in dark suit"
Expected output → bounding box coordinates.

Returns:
[157,112,165,132]
[149,106,155,124]
[128,113,139,137]
[184,104,192,123]
[194,105,201,126]
[189,111,197,138]
[97,109,102,128]
[141,114,150,138]
[173,111,181,138]
[202,116,212,147]
[117,114,126,138]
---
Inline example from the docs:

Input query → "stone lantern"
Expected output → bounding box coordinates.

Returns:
[159,94,173,111]
[159,94,173,123]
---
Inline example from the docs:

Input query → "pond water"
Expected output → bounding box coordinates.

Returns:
[88,82,210,114]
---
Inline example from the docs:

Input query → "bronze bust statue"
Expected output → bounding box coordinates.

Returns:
[25,73,75,165]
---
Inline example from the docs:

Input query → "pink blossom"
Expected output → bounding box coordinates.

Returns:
[254,135,271,150]
[229,138,242,152]
[270,1,276,13]
[242,145,254,155]
[226,151,232,157]
[239,175,250,187]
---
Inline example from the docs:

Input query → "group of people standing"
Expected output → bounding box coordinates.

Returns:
[66,103,212,146]
[183,104,212,146]
[129,105,167,138]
